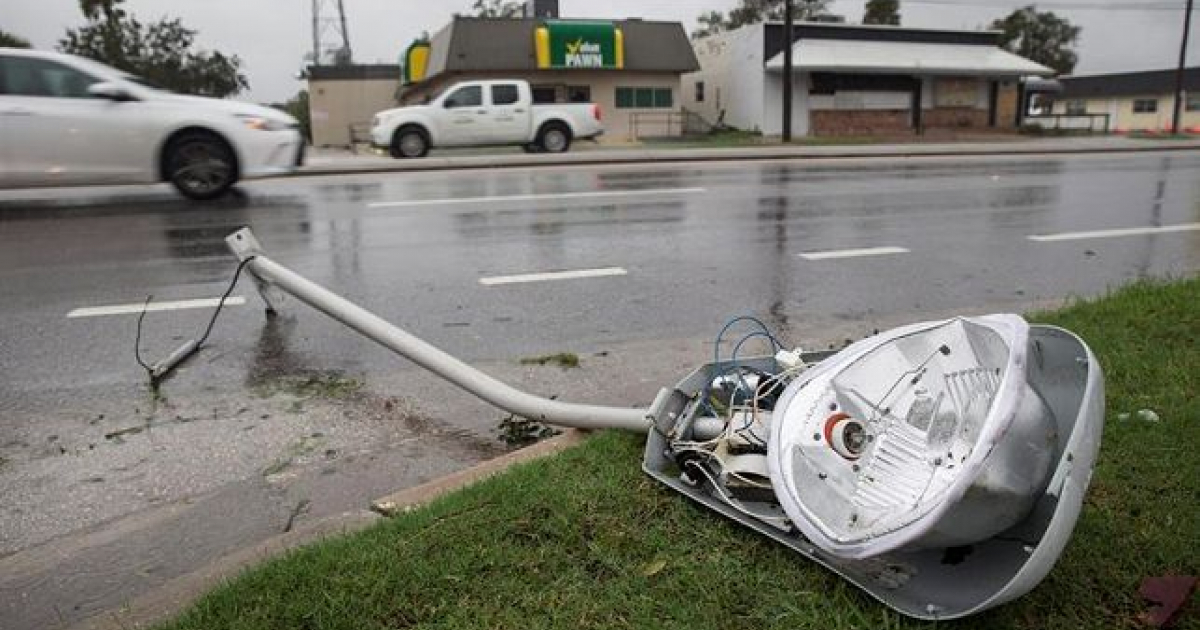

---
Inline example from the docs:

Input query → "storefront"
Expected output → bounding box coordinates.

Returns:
[399,16,700,141]
[686,22,1054,137]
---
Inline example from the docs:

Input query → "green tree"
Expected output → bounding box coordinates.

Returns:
[471,0,523,18]
[271,90,311,142]
[59,0,249,97]
[0,29,32,48]
[693,0,832,38]
[863,0,900,25]
[991,5,1080,75]
[693,11,727,39]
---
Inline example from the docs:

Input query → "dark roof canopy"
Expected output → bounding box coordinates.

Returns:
[425,17,699,78]
[764,21,1001,62]
[1060,67,1200,98]
[308,64,399,81]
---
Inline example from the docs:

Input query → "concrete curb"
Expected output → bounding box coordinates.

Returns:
[67,509,383,630]
[371,429,589,516]
[294,141,1200,179]
[65,431,590,629]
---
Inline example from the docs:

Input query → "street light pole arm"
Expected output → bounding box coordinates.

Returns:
[225,228,653,433]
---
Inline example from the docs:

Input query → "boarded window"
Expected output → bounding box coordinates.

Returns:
[933,78,978,108]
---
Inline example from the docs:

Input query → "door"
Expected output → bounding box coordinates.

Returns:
[0,55,155,186]
[438,84,486,146]
[487,83,528,143]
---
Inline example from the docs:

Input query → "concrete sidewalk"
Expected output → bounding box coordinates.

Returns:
[299,136,1200,177]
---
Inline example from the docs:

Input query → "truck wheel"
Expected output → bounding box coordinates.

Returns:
[165,131,238,201]
[391,127,429,159]
[537,123,572,154]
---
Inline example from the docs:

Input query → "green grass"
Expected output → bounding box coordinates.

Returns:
[158,278,1199,630]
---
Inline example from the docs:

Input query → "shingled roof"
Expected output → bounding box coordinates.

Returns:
[424,17,700,78]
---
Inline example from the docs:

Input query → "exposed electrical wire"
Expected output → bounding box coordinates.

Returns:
[134,294,154,374]
[197,256,255,347]
[133,256,256,383]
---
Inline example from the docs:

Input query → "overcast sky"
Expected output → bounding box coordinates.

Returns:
[5,0,1197,103]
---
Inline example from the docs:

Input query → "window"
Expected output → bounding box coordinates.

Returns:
[491,84,520,106]
[1065,100,1087,115]
[1186,93,1200,112]
[567,85,591,103]
[654,88,673,108]
[531,86,557,104]
[0,56,99,98]
[443,85,482,108]
[615,86,674,109]
[695,81,705,103]
[1133,98,1158,113]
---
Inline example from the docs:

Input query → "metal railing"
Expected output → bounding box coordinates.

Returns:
[629,108,715,140]
[1024,113,1112,134]
[348,122,373,152]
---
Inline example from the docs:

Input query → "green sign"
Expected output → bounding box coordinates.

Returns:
[536,21,624,70]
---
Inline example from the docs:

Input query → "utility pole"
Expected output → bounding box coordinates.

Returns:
[337,0,353,63]
[311,0,353,66]
[1172,0,1194,134]
[783,0,794,142]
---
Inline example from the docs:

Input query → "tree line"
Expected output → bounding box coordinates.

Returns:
[2,0,248,97]
[465,0,1080,75]
[692,1,1079,74]
[2,0,1082,100]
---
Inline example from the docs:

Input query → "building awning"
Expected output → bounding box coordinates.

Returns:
[766,39,1054,77]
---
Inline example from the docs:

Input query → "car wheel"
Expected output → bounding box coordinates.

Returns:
[522,143,543,154]
[537,123,572,154]
[391,127,429,159]
[166,132,237,201]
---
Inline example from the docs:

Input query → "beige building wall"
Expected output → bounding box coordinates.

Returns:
[1053,94,1200,131]
[309,78,400,147]
[402,70,685,142]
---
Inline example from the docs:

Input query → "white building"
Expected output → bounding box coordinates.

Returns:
[685,22,1054,137]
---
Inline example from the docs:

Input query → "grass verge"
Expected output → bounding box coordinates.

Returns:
[159,278,1198,630]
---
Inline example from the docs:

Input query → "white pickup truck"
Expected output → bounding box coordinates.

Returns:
[370,80,603,158]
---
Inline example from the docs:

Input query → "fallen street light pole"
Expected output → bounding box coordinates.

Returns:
[225,228,651,432]
[223,227,1105,620]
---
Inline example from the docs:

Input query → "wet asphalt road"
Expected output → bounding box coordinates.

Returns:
[4,151,1198,391]
[0,150,1198,628]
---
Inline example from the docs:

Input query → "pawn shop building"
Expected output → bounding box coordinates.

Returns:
[399,15,701,141]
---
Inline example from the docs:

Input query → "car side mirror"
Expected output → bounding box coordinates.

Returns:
[88,82,136,102]
[443,99,457,109]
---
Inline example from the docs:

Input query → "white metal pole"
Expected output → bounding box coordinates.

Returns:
[226,229,652,433]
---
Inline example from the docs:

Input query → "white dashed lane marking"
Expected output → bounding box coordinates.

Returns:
[479,268,628,286]
[67,297,245,319]
[798,246,911,261]
[1028,223,1200,242]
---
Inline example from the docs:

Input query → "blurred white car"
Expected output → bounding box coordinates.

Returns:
[0,48,304,200]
